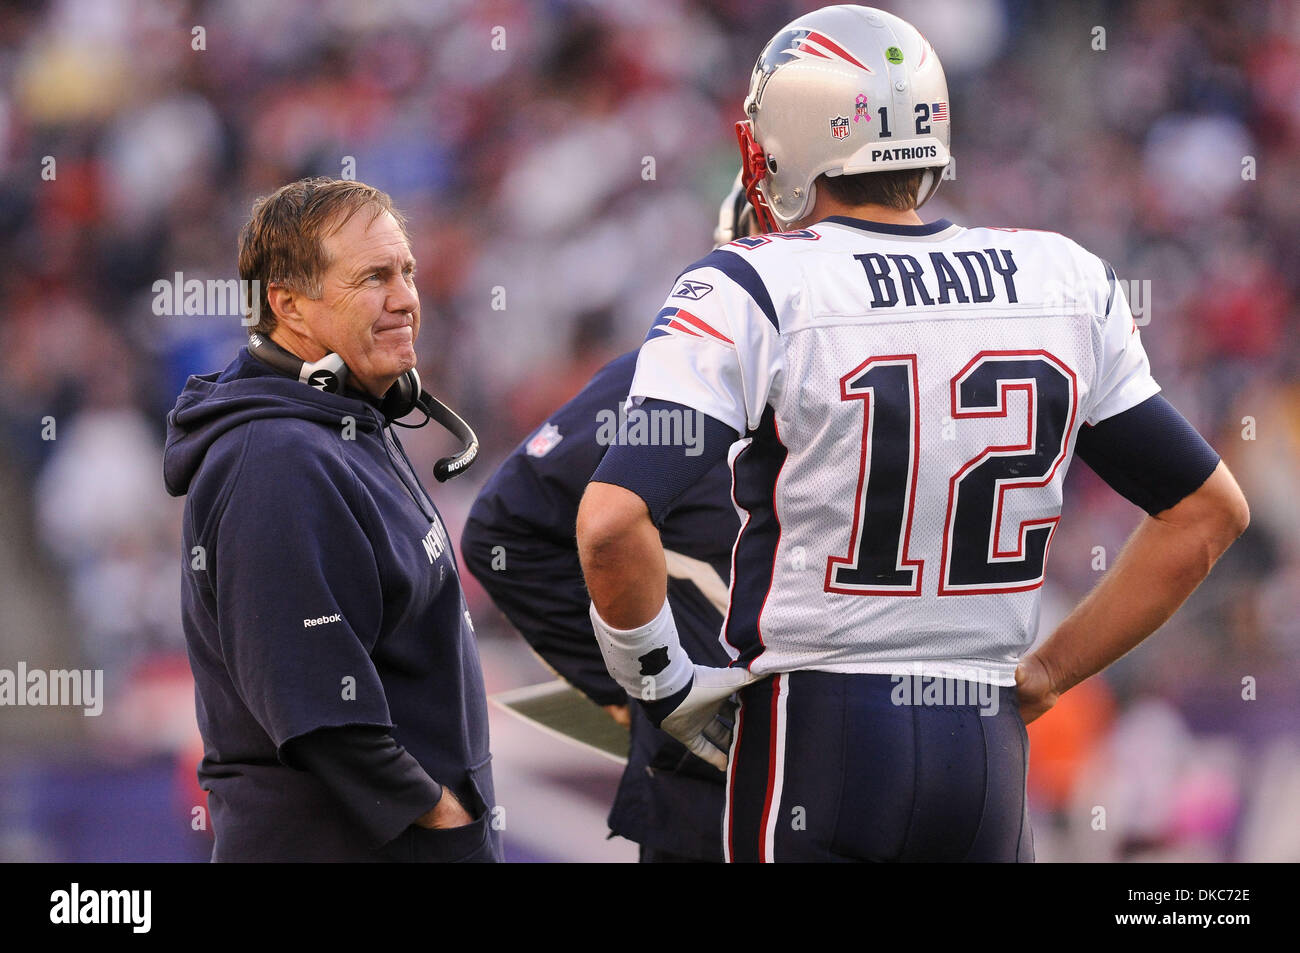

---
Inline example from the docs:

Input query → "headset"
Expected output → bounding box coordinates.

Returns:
[247,332,478,482]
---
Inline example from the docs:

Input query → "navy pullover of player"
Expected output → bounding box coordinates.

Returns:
[164,347,496,862]
[462,351,739,860]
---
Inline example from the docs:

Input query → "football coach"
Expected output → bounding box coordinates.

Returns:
[164,177,499,862]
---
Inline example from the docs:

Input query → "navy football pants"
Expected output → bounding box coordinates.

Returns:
[725,672,1033,862]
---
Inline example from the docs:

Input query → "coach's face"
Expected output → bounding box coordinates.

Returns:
[297,209,421,398]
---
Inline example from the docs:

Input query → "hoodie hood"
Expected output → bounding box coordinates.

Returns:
[164,347,385,497]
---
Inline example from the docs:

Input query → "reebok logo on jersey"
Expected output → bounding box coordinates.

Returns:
[671,279,713,301]
[303,613,342,628]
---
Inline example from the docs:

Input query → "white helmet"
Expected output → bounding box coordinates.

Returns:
[736,5,951,231]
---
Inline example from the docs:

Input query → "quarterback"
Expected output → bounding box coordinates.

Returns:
[576,5,1248,861]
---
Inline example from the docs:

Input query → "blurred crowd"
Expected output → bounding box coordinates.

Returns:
[0,0,1296,861]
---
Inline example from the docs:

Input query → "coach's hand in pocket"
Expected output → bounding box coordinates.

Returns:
[417,785,474,829]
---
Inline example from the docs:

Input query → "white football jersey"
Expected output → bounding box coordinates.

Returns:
[629,216,1160,685]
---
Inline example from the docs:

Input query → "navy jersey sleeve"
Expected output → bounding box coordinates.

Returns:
[461,353,640,706]
[589,400,738,526]
[211,421,393,750]
[1074,393,1220,515]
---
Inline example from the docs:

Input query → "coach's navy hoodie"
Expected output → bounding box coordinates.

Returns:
[164,348,496,862]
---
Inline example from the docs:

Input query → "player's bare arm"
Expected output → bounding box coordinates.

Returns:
[578,473,756,772]
[1016,461,1249,723]
[576,481,667,629]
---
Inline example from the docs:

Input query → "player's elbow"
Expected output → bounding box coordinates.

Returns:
[1220,487,1250,543]
[1201,464,1250,548]
[576,482,651,573]
[1159,461,1250,554]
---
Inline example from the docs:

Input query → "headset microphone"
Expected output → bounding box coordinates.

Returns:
[247,332,478,482]
[412,388,480,482]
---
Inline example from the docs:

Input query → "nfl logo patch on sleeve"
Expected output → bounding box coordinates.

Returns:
[526,422,563,457]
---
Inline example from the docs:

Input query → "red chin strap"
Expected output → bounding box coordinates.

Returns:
[735,120,780,234]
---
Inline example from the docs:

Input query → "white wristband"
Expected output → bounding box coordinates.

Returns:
[589,600,694,702]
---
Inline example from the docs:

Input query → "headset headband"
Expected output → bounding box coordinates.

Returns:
[248,332,348,392]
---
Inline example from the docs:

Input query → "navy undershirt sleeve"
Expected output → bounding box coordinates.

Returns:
[589,399,739,526]
[282,725,443,849]
[1074,394,1220,515]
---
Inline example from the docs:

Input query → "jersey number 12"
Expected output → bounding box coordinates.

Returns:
[824,350,1077,597]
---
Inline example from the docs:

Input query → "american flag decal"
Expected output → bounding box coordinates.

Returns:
[932,101,949,121]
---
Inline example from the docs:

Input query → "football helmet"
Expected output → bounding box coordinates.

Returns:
[737,5,951,231]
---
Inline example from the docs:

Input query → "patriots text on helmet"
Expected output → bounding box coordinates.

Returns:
[868,145,939,163]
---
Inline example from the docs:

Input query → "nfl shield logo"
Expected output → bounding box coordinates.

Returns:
[526,422,563,457]
[830,116,850,139]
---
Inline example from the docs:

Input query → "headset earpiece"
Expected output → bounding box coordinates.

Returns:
[377,368,423,423]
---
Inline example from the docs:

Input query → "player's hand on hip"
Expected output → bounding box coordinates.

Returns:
[587,598,759,769]
[1014,653,1059,724]
[659,665,760,772]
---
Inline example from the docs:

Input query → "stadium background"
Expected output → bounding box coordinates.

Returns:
[0,0,1296,862]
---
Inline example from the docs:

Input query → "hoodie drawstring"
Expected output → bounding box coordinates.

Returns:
[373,408,436,522]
